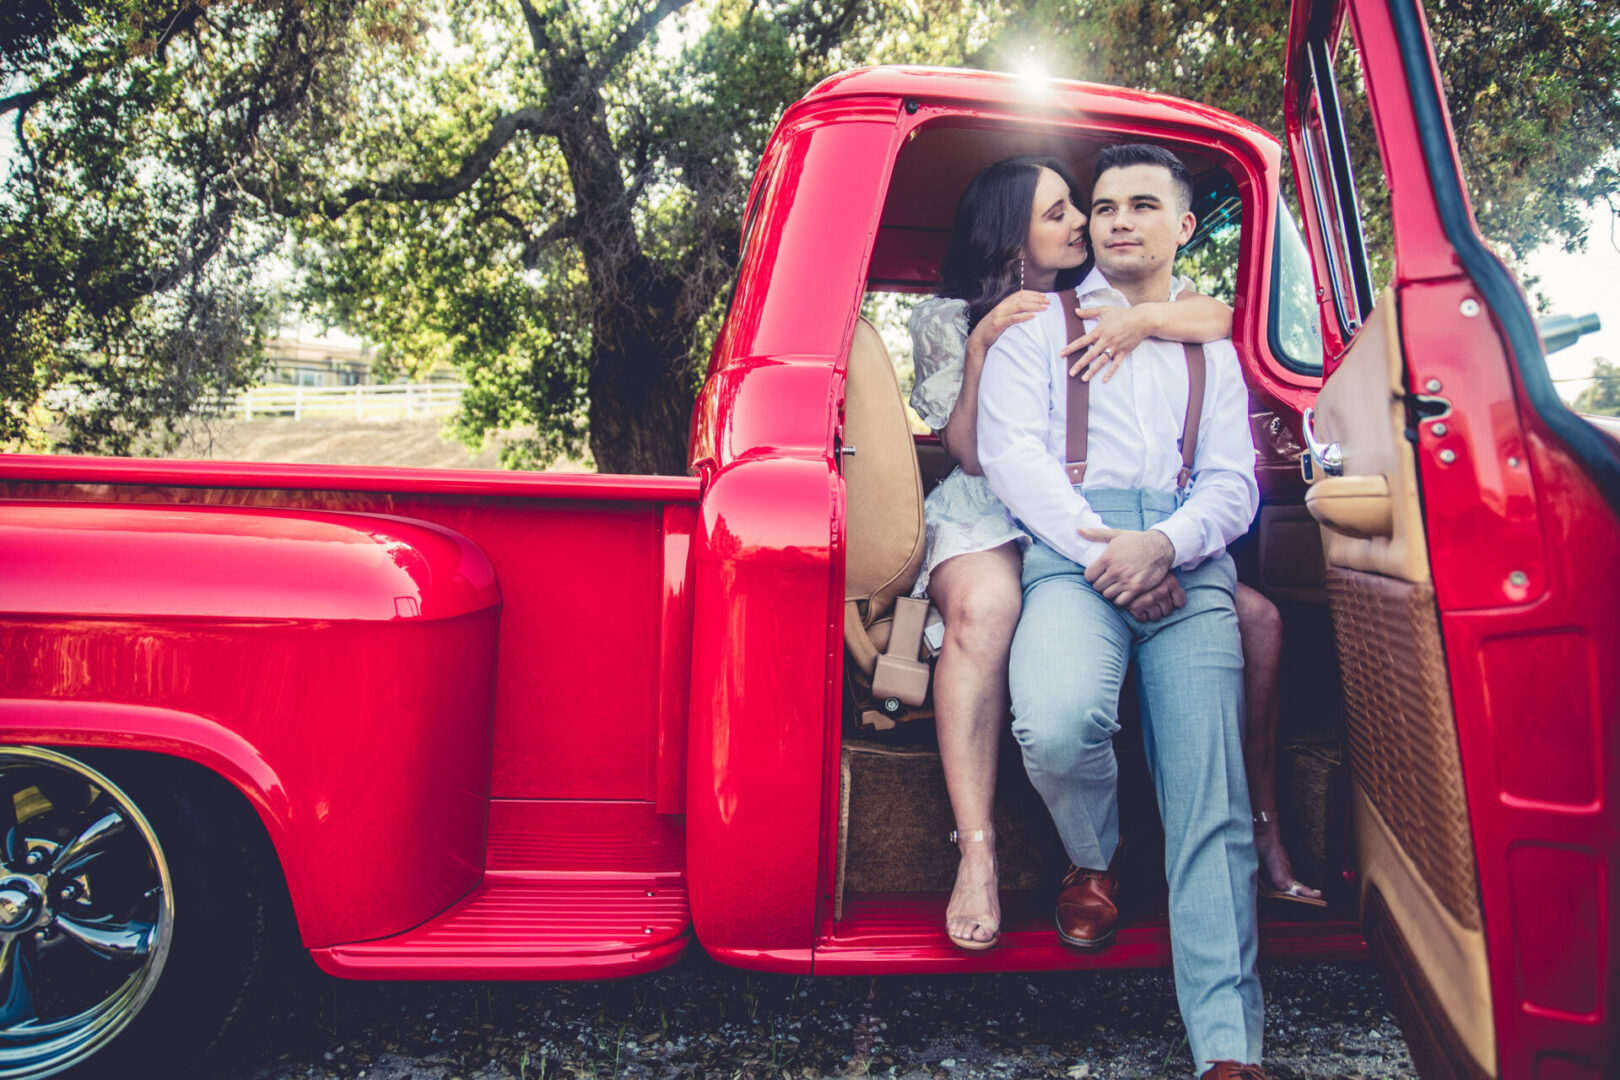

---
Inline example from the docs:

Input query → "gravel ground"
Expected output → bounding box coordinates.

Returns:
[225,954,1414,1080]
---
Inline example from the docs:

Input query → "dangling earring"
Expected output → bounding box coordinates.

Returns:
[1018,256,1025,291]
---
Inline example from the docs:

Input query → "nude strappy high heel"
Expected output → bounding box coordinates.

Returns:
[945,828,1000,951]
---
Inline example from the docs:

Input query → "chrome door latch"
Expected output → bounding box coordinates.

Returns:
[1301,407,1343,477]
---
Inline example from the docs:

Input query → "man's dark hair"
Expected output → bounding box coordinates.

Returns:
[1092,144,1195,215]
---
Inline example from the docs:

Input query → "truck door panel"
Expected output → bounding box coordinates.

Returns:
[1306,291,1494,1070]
[1287,0,1620,1074]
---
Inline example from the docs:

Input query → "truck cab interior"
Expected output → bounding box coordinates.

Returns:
[836,116,1372,964]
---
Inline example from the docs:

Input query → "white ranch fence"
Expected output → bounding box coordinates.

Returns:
[232,382,466,421]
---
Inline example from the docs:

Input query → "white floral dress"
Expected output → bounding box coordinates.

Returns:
[907,296,1031,599]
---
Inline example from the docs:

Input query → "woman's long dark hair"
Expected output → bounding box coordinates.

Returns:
[939,156,1090,329]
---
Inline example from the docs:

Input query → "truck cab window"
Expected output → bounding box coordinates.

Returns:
[1272,203,1327,373]
[1297,14,1391,342]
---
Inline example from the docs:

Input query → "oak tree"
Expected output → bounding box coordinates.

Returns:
[4,0,1617,471]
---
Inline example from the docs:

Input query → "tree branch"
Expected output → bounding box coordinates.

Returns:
[321,107,561,216]
[1,2,208,117]
[515,0,558,56]
[802,0,864,61]
[591,0,692,84]
[522,215,581,268]
[151,1,208,62]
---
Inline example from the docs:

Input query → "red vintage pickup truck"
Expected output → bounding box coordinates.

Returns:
[0,0,1615,1076]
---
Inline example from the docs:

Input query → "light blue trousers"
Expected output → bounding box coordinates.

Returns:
[1009,488,1263,1069]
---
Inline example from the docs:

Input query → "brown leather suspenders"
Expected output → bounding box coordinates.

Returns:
[1057,287,1207,492]
[1061,290,1092,485]
[1176,342,1206,491]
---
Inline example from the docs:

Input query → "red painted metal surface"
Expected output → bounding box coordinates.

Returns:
[0,476,697,956]
[815,894,1367,974]
[0,453,701,502]
[484,800,684,876]
[1435,444,1620,1076]
[685,458,838,974]
[687,105,890,970]
[0,501,499,620]
[0,617,498,947]
[310,876,690,980]
[656,505,698,815]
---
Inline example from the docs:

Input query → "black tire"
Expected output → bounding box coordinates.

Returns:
[0,747,270,1079]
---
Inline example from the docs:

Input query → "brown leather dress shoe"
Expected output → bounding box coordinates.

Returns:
[1054,863,1119,948]
[1199,1062,1271,1080]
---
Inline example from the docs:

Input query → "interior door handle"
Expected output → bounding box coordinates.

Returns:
[1301,407,1343,476]
[1305,474,1392,538]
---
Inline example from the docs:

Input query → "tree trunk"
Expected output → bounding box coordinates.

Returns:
[583,258,698,476]
[586,348,695,475]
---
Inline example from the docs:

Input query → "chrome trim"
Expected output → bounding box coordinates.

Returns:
[0,746,174,1078]
[1302,407,1344,476]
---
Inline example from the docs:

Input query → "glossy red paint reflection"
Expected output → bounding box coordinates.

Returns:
[0,501,499,620]
[0,473,698,955]
[0,611,498,946]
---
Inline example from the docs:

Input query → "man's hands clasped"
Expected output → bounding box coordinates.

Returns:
[1078,525,1184,623]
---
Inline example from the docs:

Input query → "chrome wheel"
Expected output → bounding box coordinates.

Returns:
[0,747,173,1079]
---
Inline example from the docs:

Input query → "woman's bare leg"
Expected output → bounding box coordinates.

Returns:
[1234,582,1322,901]
[928,542,1023,945]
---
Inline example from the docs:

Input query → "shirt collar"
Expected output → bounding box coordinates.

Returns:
[1074,265,1188,305]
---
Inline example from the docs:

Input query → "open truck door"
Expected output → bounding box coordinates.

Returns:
[1283,0,1620,1077]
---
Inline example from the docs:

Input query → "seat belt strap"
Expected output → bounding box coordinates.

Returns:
[1177,343,1207,492]
[1060,288,1089,486]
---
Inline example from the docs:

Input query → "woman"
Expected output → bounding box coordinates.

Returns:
[911,156,1318,951]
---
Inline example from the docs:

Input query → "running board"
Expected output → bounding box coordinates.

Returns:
[311,875,690,980]
[813,892,1367,974]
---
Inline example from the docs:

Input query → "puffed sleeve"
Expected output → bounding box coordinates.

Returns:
[907,297,971,431]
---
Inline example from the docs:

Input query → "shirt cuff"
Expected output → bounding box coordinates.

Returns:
[1071,536,1108,569]
[1150,517,1201,569]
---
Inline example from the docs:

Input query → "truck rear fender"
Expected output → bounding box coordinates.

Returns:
[0,700,305,930]
[0,501,503,947]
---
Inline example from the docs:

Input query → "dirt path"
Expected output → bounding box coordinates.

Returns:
[170,416,580,471]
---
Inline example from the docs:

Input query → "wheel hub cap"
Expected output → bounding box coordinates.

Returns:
[0,876,44,933]
[0,747,174,1079]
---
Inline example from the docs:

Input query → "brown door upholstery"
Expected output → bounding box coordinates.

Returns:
[1307,289,1495,1077]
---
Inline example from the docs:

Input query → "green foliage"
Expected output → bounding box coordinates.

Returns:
[991,0,1620,282]
[1572,357,1620,417]
[4,0,1618,466]
[1,0,379,452]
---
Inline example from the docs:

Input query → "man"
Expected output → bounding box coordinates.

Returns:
[976,143,1265,1078]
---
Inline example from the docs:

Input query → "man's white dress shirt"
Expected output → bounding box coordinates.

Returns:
[976,266,1259,570]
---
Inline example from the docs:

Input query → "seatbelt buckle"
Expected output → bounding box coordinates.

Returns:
[872,596,930,707]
